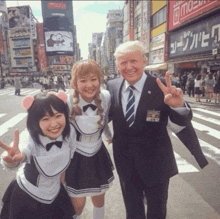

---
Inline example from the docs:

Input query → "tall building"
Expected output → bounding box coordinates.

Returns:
[0,0,9,76]
[7,5,37,75]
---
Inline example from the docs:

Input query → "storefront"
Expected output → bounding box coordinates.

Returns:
[168,6,220,76]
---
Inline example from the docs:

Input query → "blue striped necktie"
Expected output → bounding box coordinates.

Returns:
[125,85,135,127]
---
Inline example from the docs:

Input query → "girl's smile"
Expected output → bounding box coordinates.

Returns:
[39,106,66,140]
[76,74,100,102]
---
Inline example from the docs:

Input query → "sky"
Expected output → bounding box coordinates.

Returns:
[5,1,124,59]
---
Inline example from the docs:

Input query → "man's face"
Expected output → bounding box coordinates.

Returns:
[116,50,145,85]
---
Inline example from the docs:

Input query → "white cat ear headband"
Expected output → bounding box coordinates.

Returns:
[22,91,68,110]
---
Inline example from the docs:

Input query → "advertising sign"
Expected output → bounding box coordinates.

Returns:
[0,0,7,13]
[169,14,220,58]
[41,0,74,55]
[8,6,30,29]
[13,38,30,48]
[45,31,73,54]
[169,0,220,30]
[151,33,165,51]
[150,48,164,64]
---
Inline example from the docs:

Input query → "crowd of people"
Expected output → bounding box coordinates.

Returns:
[171,71,220,103]
[0,41,208,219]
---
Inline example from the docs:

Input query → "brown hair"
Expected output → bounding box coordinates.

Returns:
[70,59,104,128]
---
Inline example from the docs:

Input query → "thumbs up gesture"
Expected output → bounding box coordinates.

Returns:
[0,129,26,168]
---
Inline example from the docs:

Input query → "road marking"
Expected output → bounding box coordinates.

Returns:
[0,113,27,136]
[192,121,220,140]
[0,113,6,119]
[193,112,220,126]
[194,108,220,117]
[172,133,220,165]
[174,152,199,173]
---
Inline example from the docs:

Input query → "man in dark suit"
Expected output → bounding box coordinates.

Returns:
[107,41,208,219]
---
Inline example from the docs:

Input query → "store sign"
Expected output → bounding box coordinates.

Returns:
[150,48,164,64]
[169,14,220,58]
[169,0,220,30]
[37,45,47,72]
[14,48,31,56]
[9,27,30,38]
[151,33,165,51]
[13,38,30,47]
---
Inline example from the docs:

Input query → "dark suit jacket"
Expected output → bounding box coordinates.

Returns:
[107,72,208,186]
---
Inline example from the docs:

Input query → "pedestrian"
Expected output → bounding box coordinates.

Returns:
[14,74,22,96]
[205,73,215,102]
[0,91,76,219]
[181,72,187,94]
[186,72,194,97]
[57,74,66,92]
[194,74,202,102]
[65,59,114,219]
[106,41,208,219]
[213,71,220,103]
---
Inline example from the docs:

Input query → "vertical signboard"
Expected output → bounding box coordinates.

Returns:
[129,0,134,40]
[142,1,150,54]
[41,0,74,55]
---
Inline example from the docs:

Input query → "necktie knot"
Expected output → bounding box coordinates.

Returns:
[46,141,62,151]
[83,104,97,112]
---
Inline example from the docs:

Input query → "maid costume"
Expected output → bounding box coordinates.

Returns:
[66,89,114,197]
[0,126,76,219]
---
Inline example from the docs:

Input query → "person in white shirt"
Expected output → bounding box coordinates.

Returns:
[0,91,76,219]
[65,59,114,219]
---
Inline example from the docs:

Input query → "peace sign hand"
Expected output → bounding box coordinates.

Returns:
[156,71,184,108]
[0,129,26,168]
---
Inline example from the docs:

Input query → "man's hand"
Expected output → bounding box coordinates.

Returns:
[0,129,25,167]
[156,71,184,108]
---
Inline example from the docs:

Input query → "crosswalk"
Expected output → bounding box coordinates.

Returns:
[0,87,220,174]
[0,87,41,96]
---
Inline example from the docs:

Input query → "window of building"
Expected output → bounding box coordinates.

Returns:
[151,6,167,29]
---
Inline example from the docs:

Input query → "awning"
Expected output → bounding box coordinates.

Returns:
[144,63,167,70]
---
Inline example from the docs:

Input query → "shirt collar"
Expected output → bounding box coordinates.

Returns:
[124,71,147,93]
[39,134,63,148]
[78,95,96,108]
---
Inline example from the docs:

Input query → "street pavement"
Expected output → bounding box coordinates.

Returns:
[0,87,220,219]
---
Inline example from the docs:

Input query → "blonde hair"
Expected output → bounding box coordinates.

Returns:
[114,41,146,64]
[70,59,104,129]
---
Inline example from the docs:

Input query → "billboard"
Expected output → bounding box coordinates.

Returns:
[41,0,74,55]
[168,0,220,31]
[8,6,30,29]
[0,0,7,13]
[169,13,220,58]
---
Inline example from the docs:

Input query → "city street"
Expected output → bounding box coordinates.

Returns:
[0,87,220,219]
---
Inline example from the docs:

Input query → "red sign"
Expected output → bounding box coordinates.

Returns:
[168,0,220,30]
[36,23,44,45]
[0,25,3,53]
[129,1,134,40]
[47,2,66,9]
[37,45,47,72]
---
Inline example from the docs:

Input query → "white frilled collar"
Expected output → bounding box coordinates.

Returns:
[123,71,147,94]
